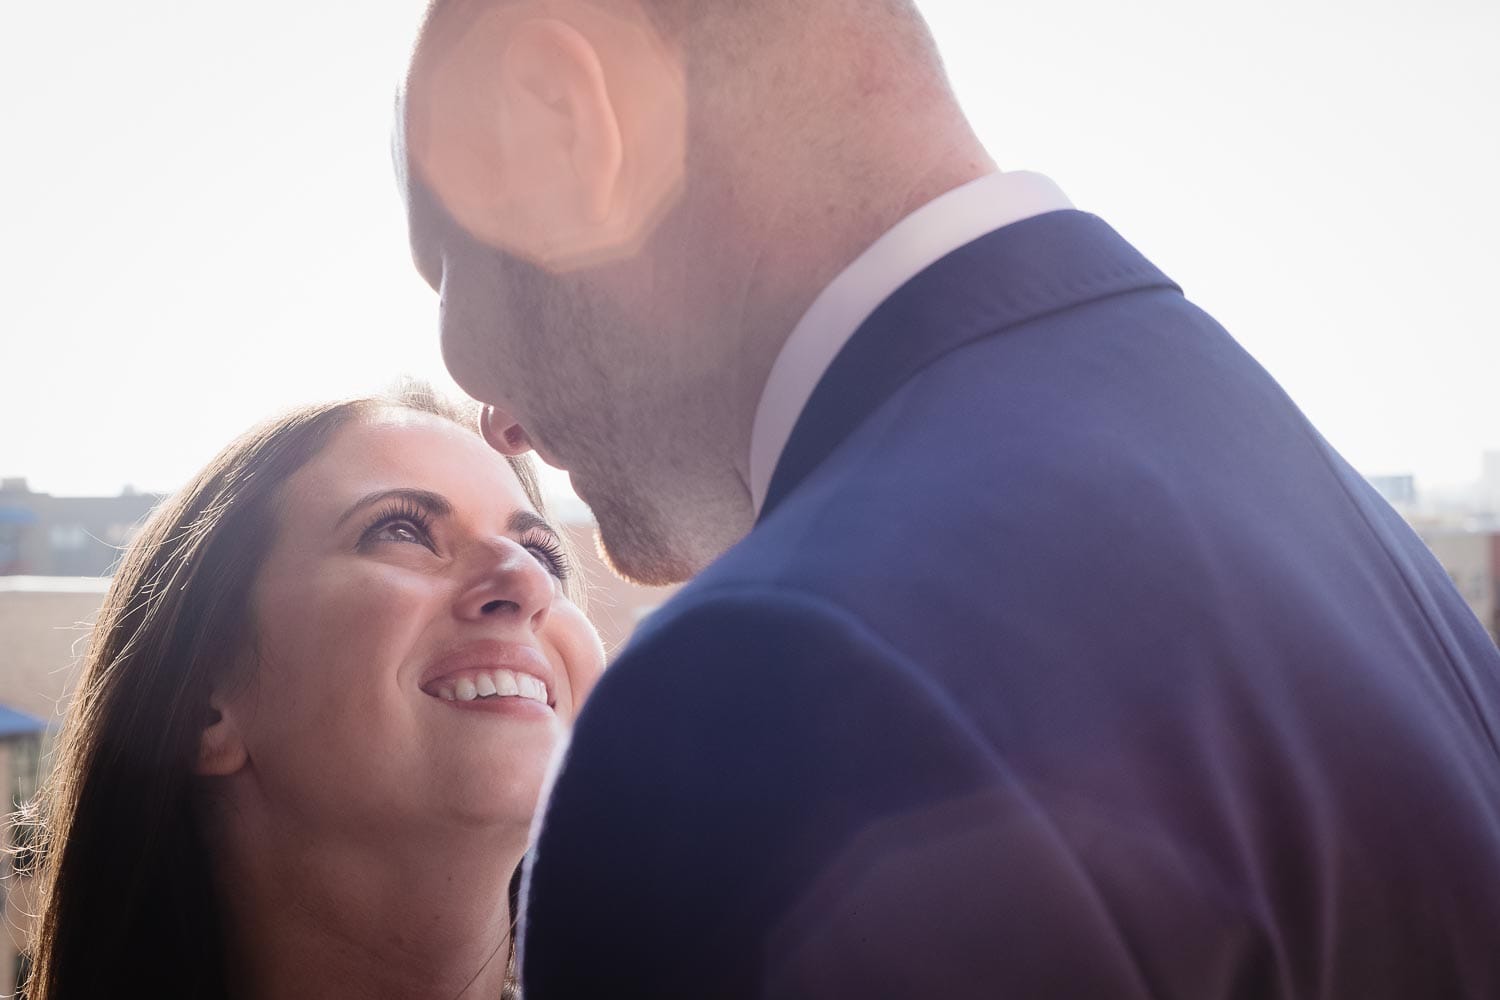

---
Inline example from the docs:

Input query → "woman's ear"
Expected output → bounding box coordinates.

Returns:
[195,696,248,777]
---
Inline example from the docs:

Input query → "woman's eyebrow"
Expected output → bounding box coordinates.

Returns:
[335,488,454,529]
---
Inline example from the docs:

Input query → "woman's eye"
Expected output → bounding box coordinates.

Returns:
[379,521,425,544]
[363,516,433,549]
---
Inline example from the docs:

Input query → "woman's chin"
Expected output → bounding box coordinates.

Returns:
[426,769,548,835]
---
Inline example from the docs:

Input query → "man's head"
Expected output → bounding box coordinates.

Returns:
[398,0,986,585]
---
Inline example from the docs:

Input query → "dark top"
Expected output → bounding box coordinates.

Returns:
[521,211,1500,998]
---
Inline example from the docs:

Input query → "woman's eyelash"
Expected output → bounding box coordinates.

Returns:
[523,531,570,581]
[357,502,566,579]
[359,499,435,547]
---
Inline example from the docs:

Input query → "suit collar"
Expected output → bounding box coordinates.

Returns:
[748,172,1073,513]
[758,210,1181,520]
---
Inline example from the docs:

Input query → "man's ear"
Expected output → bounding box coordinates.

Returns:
[407,8,624,264]
[408,3,684,267]
[499,18,624,230]
[195,695,248,778]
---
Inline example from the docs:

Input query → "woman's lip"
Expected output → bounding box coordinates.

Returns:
[419,640,556,705]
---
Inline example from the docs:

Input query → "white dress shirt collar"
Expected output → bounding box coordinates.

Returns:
[747,170,1073,514]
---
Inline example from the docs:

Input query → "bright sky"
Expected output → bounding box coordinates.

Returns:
[3,0,1496,503]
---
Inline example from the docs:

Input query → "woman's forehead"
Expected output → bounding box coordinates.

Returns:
[288,411,526,517]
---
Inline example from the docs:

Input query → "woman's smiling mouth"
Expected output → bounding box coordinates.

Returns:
[419,639,558,711]
[424,667,551,706]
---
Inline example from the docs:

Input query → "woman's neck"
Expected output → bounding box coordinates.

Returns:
[217,821,525,1000]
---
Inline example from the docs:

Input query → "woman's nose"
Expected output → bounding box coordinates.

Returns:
[455,539,553,631]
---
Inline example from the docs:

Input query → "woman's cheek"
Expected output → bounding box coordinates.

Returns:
[320,563,437,632]
[549,601,606,713]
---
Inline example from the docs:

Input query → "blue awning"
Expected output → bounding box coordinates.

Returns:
[0,704,48,739]
[0,506,38,525]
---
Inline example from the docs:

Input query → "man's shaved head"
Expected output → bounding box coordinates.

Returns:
[419,0,926,31]
[415,0,939,75]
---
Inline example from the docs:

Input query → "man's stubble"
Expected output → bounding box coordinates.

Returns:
[469,244,750,587]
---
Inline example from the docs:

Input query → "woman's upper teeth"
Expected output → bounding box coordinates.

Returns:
[435,668,548,705]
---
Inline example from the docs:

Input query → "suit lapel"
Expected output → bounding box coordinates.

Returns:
[759,210,1181,519]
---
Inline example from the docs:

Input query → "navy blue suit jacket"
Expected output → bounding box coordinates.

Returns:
[521,212,1500,998]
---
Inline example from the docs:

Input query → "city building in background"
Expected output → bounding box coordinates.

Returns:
[0,479,158,578]
[0,703,46,996]
[1417,527,1500,644]
[1367,474,1418,512]
[1482,451,1500,515]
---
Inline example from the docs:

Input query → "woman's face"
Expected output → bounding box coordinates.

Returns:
[220,409,604,842]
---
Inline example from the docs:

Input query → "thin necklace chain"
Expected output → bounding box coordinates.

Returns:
[448,925,513,1000]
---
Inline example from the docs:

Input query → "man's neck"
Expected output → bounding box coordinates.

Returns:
[728,141,998,494]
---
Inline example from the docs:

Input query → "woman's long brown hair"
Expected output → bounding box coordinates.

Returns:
[19,386,561,999]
